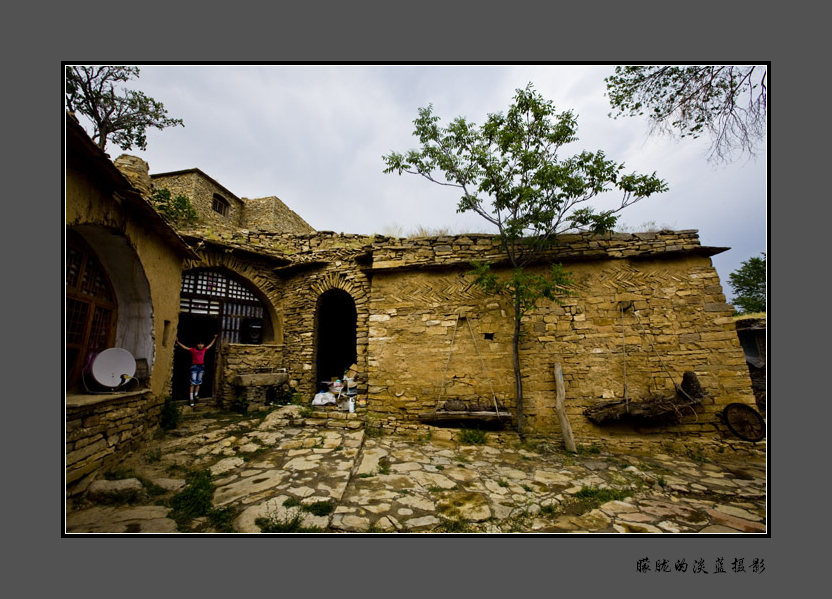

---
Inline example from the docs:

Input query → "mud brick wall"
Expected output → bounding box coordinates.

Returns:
[66,391,163,495]
[217,343,285,407]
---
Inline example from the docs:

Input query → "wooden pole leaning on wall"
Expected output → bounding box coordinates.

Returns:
[554,362,577,453]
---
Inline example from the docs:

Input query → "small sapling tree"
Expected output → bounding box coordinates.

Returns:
[150,188,198,227]
[383,83,667,435]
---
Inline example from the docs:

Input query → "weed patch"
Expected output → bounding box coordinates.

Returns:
[103,467,137,481]
[578,442,602,454]
[144,448,162,463]
[138,477,168,498]
[457,427,487,445]
[365,425,384,438]
[571,486,631,512]
[230,394,249,415]
[241,447,268,462]
[302,500,335,517]
[255,512,324,533]
[169,469,215,529]
[207,506,237,532]
[160,397,180,430]
[435,517,471,533]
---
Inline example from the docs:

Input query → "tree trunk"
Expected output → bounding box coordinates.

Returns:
[554,362,577,453]
[513,295,524,437]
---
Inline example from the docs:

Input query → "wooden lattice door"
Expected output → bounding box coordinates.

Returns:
[66,230,117,390]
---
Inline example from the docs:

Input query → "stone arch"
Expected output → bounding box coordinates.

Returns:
[308,269,371,396]
[315,289,357,384]
[68,224,155,389]
[186,250,283,343]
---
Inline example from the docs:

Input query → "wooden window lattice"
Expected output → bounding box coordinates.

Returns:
[179,269,264,343]
[212,194,230,217]
[65,231,117,389]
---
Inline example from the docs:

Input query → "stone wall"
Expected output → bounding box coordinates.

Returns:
[151,170,245,228]
[171,228,754,447]
[369,230,707,271]
[217,343,285,407]
[66,392,163,495]
[363,252,753,445]
[279,263,372,400]
[157,216,754,447]
[113,155,153,197]
[242,196,315,234]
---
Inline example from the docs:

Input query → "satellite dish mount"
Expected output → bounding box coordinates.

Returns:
[83,348,138,393]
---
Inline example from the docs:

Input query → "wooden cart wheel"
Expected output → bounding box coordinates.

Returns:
[723,403,766,442]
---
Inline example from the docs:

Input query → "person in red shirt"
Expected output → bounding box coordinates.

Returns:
[176,334,218,406]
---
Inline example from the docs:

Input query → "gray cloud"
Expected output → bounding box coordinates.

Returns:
[112,64,765,303]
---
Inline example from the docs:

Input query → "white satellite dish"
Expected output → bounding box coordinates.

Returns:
[90,348,136,388]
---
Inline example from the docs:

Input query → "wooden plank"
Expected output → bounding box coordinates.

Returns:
[554,362,577,453]
[417,411,511,423]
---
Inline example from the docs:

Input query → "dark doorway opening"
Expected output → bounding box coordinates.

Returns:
[173,314,220,402]
[315,289,357,387]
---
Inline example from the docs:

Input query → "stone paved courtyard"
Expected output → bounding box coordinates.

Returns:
[65,404,766,534]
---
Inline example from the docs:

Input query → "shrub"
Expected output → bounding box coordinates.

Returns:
[169,469,214,527]
[160,397,180,430]
[151,188,198,227]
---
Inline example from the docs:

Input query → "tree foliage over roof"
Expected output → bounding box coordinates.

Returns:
[65,65,184,153]
[605,65,767,163]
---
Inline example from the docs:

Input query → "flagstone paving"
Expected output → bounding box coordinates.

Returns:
[65,405,766,534]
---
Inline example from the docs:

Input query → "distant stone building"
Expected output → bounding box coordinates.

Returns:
[66,114,760,490]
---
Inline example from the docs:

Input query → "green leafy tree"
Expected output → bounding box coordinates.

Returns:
[728,254,766,314]
[151,188,198,227]
[383,83,667,435]
[605,65,767,162]
[65,65,184,152]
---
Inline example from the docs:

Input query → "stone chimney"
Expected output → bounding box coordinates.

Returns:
[114,154,153,198]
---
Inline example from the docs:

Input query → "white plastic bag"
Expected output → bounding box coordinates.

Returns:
[311,391,336,406]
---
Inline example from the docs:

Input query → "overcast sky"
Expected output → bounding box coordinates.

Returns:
[87,64,767,304]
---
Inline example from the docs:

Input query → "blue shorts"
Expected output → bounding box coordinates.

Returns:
[189,364,205,385]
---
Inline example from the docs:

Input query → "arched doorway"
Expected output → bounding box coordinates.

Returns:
[174,268,269,401]
[315,289,357,388]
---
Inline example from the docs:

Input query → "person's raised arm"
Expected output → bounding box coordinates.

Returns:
[205,334,219,349]
[175,339,189,350]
